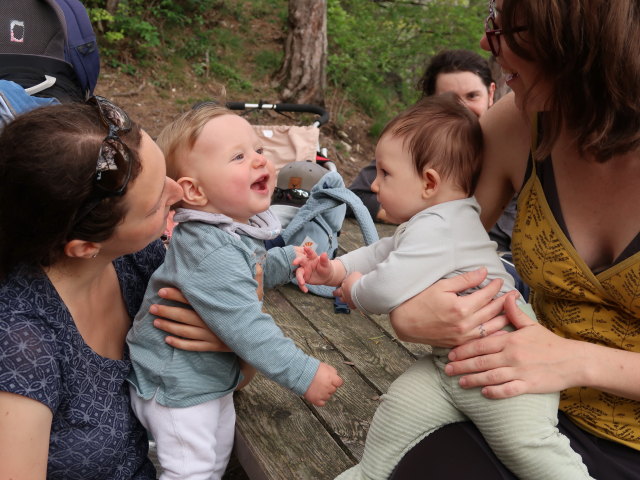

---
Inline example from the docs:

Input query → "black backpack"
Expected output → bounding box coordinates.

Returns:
[0,0,99,103]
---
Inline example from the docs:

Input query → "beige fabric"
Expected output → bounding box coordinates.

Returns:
[252,125,318,172]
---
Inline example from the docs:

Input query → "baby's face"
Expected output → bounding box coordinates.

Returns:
[371,134,429,223]
[184,114,275,223]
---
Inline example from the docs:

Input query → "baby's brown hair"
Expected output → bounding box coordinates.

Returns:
[380,92,483,195]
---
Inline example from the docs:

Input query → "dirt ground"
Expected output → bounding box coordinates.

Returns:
[96,65,376,186]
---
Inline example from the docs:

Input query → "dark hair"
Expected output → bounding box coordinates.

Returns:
[0,103,142,277]
[417,49,494,97]
[501,0,640,161]
[380,92,483,196]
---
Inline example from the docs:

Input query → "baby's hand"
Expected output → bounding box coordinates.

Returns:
[303,362,343,406]
[333,272,362,309]
[293,246,335,292]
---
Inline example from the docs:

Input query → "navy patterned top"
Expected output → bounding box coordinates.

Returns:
[0,241,165,479]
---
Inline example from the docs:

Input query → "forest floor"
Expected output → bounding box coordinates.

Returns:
[96,63,376,187]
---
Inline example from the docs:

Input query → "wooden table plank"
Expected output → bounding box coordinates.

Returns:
[274,285,416,394]
[233,217,432,479]
[234,377,353,480]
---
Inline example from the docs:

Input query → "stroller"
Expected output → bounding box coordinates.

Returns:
[226,100,335,173]
[0,0,99,129]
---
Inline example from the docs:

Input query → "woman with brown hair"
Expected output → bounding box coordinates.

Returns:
[0,99,223,479]
[388,0,640,477]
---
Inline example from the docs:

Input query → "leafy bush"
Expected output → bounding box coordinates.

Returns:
[328,0,488,125]
[86,0,489,130]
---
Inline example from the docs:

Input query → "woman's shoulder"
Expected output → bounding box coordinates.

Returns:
[481,92,532,161]
[0,266,64,326]
[115,239,166,284]
[0,267,66,407]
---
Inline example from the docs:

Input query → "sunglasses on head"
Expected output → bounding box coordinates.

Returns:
[271,187,310,206]
[70,96,134,230]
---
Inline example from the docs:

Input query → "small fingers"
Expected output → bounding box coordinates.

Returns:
[319,253,330,266]
[295,268,309,292]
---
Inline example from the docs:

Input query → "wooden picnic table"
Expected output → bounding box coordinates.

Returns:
[233,218,431,480]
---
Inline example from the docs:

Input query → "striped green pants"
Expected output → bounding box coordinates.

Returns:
[336,351,592,480]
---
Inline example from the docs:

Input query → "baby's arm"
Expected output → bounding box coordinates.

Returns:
[334,272,363,309]
[304,362,343,406]
[341,217,454,314]
[293,247,346,292]
[186,246,340,401]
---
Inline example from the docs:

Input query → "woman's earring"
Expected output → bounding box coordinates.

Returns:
[92,252,99,258]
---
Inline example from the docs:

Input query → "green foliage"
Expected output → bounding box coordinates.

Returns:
[327,0,489,123]
[87,0,489,126]
[254,50,283,79]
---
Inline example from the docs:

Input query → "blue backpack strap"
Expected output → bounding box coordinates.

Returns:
[284,173,379,248]
[0,80,59,130]
[312,187,379,246]
[53,0,100,96]
[286,171,379,298]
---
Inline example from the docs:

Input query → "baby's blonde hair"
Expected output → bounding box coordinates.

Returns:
[156,102,233,180]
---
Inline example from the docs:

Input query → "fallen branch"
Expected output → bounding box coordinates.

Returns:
[111,80,146,97]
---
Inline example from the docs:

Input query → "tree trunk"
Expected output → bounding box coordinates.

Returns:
[274,0,327,106]
[105,0,120,15]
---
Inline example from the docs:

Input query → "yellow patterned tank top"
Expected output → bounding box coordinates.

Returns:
[512,154,640,450]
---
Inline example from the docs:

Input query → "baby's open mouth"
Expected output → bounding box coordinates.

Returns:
[251,174,269,192]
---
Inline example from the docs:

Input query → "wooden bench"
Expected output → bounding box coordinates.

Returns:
[232,218,430,479]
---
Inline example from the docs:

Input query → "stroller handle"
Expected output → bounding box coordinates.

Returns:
[226,101,329,127]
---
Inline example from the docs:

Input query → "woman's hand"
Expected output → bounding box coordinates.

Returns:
[389,268,513,348]
[151,287,231,352]
[445,295,585,399]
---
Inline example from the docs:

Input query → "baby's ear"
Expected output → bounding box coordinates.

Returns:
[177,177,207,207]
[421,168,440,199]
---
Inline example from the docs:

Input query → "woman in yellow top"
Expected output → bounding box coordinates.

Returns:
[388,0,640,477]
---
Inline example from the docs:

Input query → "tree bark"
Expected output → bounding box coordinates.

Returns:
[105,0,120,15]
[274,0,327,106]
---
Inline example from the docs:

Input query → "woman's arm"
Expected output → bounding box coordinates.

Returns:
[389,269,514,347]
[475,92,531,229]
[445,295,640,401]
[151,287,231,352]
[0,392,52,479]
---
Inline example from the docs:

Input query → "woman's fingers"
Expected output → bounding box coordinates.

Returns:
[154,318,232,352]
[439,267,490,293]
[158,287,188,304]
[459,278,506,318]
[164,337,220,352]
[150,303,198,326]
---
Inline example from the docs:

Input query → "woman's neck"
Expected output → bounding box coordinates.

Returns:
[45,257,130,360]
